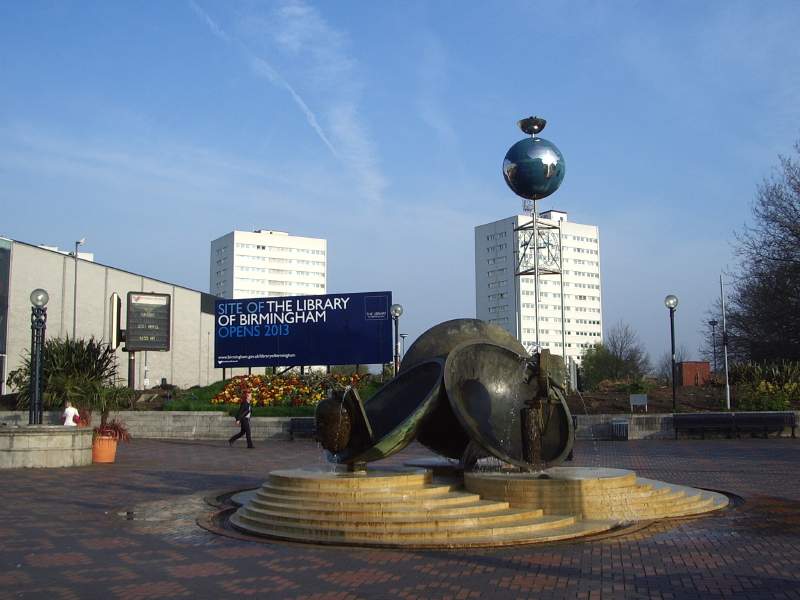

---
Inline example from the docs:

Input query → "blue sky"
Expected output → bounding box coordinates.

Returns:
[2,1,799,365]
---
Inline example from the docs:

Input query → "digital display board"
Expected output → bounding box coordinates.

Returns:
[214,291,393,368]
[126,292,171,351]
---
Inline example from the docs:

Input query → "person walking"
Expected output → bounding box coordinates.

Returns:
[229,391,254,448]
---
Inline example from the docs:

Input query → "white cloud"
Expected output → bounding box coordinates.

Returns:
[190,0,386,203]
[188,0,231,43]
[416,33,458,149]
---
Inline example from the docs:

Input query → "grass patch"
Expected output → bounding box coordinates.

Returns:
[169,381,227,405]
[359,378,382,401]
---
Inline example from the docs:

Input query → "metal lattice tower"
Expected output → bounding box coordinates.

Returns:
[513,199,566,359]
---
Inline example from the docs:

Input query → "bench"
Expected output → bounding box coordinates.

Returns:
[674,413,734,439]
[733,412,796,438]
[674,412,797,439]
[289,417,316,441]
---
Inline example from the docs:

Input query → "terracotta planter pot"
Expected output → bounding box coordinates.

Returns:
[92,436,118,463]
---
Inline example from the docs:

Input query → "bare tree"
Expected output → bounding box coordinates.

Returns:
[604,321,651,378]
[655,345,689,384]
[727,140,800,362]
[698,304,735,369]
[736,145,800,270]
[580,321,650,389]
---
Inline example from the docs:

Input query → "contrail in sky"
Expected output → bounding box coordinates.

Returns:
[188,0,338,157]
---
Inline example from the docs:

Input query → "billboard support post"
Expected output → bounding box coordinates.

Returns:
[128,352,135,391]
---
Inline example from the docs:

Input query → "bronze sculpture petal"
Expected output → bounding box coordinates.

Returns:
[400,318,527,459]
[331,359,444,465]
[444,341,574,470]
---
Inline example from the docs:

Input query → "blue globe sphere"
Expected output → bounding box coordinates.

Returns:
[503,137,565,200]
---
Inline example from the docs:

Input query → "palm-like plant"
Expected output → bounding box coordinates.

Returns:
[86,384,135,427]
[11,337,119,410]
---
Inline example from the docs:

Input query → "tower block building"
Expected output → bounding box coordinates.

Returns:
[475,210,602,365]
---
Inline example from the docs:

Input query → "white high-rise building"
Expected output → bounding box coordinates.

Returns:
[210,230,327,299]
[38,245,95,262]
[475,211,602,364]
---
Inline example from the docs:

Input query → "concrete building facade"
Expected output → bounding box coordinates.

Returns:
[0,238,222,394]
[475,211,603,364]
[210,230,326,299]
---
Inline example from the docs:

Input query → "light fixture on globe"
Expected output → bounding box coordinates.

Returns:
[30,288,49,308]
[502,116,565,201]
[664,295,679,310]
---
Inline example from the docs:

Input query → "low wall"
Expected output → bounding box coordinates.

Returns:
[0,410,289,440]
[107,411,291,441]
[0,425,93,468]
[0,411,293,441]
[574,412,799,440]
[2,411,798,443]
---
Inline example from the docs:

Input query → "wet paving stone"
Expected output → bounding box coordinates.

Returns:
[0,438,799,599]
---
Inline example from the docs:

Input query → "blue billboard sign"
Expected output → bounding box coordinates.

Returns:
[214,291,393,368]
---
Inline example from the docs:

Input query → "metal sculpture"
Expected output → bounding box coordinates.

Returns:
[316,359,444,470]
[316,319,574,471]
[445,341,573,469]
[316,116,574,472]
[502,117,565,202]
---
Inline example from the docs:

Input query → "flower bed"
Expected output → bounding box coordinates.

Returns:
[211,373,367,408]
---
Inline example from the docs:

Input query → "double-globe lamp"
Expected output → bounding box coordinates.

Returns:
[664,294,679,413]
[390,303,403,376]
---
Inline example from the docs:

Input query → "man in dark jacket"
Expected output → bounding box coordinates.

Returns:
[229,391,254,448]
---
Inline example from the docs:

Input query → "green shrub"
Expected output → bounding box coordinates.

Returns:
[730,361,800,387]
[10,337,118,410]
[736,381,796,411]
[85,384,135,426]
[625,378,653,394]
[729,361,800,411]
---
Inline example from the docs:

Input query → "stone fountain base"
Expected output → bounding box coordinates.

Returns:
[228,466,727,548]
[465,467,728,522]
[0,425,93,469]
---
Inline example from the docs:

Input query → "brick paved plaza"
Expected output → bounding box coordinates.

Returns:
[1,438,799,599]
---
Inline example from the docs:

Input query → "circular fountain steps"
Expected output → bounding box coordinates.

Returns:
[465,467,729,522]
[229,467,616,548]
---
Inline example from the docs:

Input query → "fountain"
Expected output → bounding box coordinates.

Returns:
[228,115,727,547]
[229,319,727,548]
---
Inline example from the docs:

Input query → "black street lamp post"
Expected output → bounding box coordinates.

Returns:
[390,304,403,376]
[29,288,49,425]
[664,294,679,413]
[72,238,85,339]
